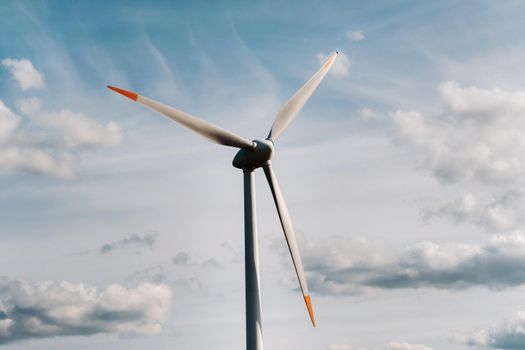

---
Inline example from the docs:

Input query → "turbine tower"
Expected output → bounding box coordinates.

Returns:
[108,51,338,350]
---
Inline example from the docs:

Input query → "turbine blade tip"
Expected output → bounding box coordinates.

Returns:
[323,53,338,70]
[107,85,138,101]
[304,294,316,327]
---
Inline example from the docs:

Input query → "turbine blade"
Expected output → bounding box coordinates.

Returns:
[262,163,315,327]
[107,86,254,149]
[267,51,338,143]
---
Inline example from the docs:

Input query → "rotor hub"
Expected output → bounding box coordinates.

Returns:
[232,139,274,170]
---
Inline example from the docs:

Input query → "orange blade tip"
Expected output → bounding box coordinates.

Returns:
[304,295,316,327]
[107,85,138,101]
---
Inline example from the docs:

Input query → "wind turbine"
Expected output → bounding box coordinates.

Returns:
[108,51,338,350]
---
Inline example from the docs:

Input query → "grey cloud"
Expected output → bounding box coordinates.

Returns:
[101,233,158,254]
[0,278,171,345]
[299,233,525,295]
[171,252,222,269]
[459,311,525,349]
[327,343,433,350]
[171,252,190,265]
[425,191,525,232]
[391,81,525,186]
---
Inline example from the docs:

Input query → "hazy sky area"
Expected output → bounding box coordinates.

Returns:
[2,1,525,349]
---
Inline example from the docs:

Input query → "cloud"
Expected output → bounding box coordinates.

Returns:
[0,278,171,344]
[0,101,20,143]
[0,147,75,179]
[297,233,525,295]
[317,52,350,76]
[359,107,379,120]
[458,311,525,349]
[16,97,41,115]
[425,191,525,232]
[0,98,123,179]
[171,251,221,268]
[34,110,123,150]
[390,81,525,186]
[101,233,158,254]
[1,58,44,90]
[327,343,433,350]
[171,252,190,265]
[0,101,76,179]
[347,30,365,41]
[0,58,123,179]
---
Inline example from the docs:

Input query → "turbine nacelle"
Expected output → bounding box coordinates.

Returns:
[232,139,274,170]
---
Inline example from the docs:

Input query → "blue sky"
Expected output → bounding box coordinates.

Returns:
[3,1,525,350]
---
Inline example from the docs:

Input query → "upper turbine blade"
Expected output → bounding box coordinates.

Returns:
[262,163,315,327]
[267,51,338,143]
[107,86,255,150]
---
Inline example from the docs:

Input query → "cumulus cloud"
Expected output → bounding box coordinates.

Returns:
[425,191,525,232]
[1,58,44,90]
[347,30,365,41]
[0,101,20,143]
[317,52,350,76]
[0,100,123,179]
[0,58,123,179]
[16,97,41,115]
[101,233,157,254]
[0,101,76,179]
[458,311,525,349]
[0,148,75,179]
[359,107,379,120]
[297,233,525,295]
[0,278,171,344]
[391,81,525,186]
[34,110,123,150]
[327,343,433,350]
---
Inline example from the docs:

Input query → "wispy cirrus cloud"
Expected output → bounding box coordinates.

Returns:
[0,278,171,345]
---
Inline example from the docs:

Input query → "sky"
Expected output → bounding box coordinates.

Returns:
[2,0,525,349]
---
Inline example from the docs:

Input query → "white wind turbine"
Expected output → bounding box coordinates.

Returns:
[108,51,338,350]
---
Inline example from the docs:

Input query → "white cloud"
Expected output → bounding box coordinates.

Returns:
[35,110,123,150]
[327,343,433,350]
[296,233,525,295]
[359,107,379,120]
[425,191,525,232]
[0,147,76,179]
[1,58,44,90]
[0,99,124,179]
[347,30,365,41]
[391,81,525,186]
[0,101,20,143]
[0,58,123,179]
[16,97,41,115]
[0,278,171,344]
[459,311,525,349]
[317,52,350,76]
